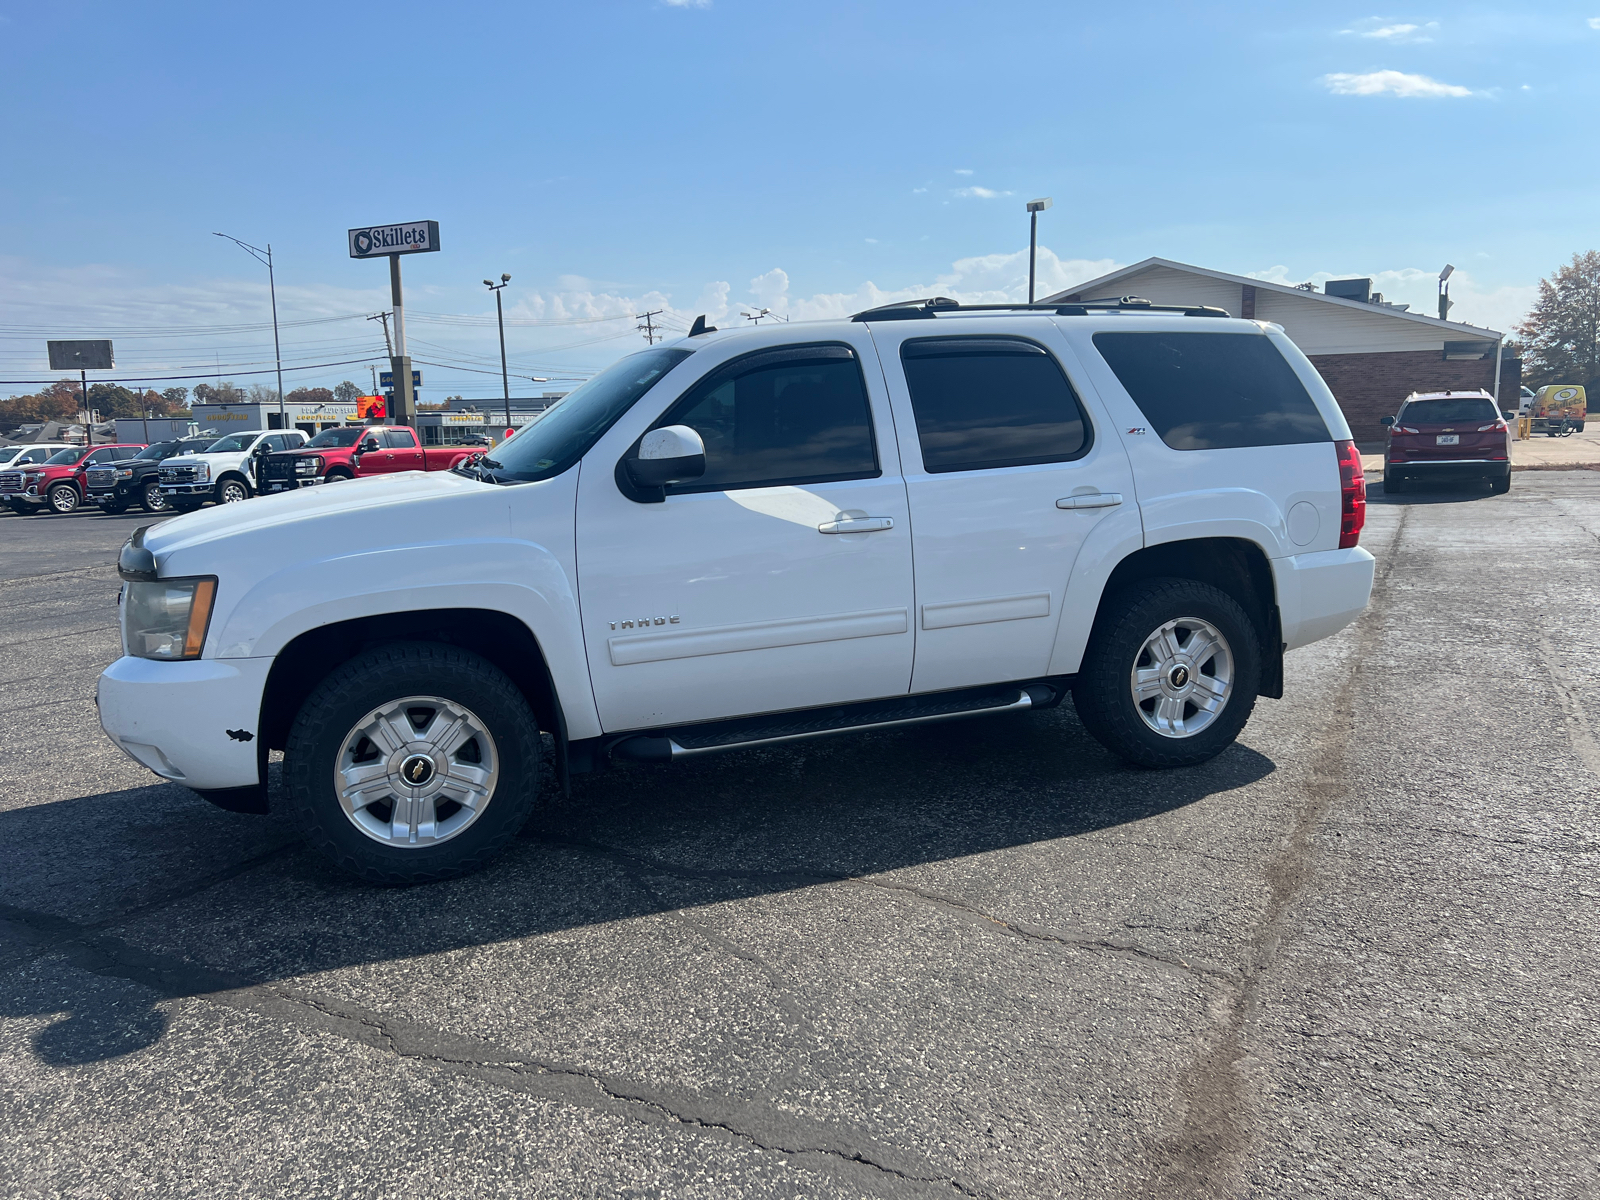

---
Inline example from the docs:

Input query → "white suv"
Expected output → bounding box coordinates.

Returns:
[100,299,1375,884]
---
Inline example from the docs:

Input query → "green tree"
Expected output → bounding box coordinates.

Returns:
[1517,251,1600,387]
[161,386,190,408]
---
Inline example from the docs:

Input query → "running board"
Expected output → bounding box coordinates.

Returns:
[611,683,1059,763]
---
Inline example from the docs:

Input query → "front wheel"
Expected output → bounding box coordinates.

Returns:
[324,469,353,483]
[47,484,79,514]
[285,642,542,885]
[140,481,168,513]
[215,478,251,504]
[1072,578,1261,769]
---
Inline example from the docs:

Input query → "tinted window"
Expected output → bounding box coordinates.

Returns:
[307,427,364,448]
[900,337,1090,473]
[1093,332,1330,451]
[44,447,87,465]
[383,430,417,449]
[1397,398,1498,424]
[655,345,878,493]
[206,433,255,453]
[488,345,692,483]
[86,448,119,464]
[136,441,180,460]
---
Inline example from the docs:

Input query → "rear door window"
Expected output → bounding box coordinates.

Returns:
[653,344,879,493]
[1092,332,1330,450]
[383,430,418,449]
[899,337,1091,473]
[1396,398,1498,425]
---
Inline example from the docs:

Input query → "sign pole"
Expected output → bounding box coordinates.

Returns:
[389,253,414,427]
[81,369,89,444]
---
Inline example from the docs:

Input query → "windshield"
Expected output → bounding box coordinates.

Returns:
[136,441,181,460]
[478,346,693,483]
[204,433,258,453]
[306,427,365,448]
[0,447,21,464]
[43,447,89,466]
[1398,398,1498,425]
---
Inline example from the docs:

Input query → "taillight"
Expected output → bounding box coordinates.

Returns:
[1397,426,1419,434]
[1335,439,1366,549]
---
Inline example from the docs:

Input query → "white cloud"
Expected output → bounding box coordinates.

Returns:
[911,187,927,194]
[864,238,879,244]
[1589,17,1600,29]
[954,168,974,175]
[1322,70,1473,98]
[1340,18,1438,41]
[1246,264,1536,334]
[661,0,710,7]
[953,186,1012,199]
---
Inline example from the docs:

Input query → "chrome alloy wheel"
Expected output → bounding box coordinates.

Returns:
[333,695,500,847]
[1130,616,1234,739]
[218,479,249,504]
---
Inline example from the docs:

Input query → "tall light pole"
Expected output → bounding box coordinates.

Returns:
[1025,198,1052,304]
[1438,263,1455,322]
[214,233,286,427]
[484,274,512,439]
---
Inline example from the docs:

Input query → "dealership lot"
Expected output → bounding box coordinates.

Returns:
[1,479,1596,1198]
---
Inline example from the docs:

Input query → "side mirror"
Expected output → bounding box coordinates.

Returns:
[360,437,380,454]
[618,424,706,502]
[1502,411,1516,420]
[1379,415,1394,427]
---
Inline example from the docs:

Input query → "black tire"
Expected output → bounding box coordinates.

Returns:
[1383,472,1406,494]
[215,477,251,505]
[140,481,168,513]
[1072,578,1261,769]
[285,641,542,885]
[47,484,79,514]
[325,469,353,483]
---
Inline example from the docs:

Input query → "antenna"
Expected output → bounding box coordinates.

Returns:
[688,315,718,337]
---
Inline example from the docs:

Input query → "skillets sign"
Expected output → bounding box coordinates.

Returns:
[348,220,441,258]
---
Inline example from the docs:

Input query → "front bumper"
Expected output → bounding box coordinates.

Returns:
[263,476,324,492]
[1272,546,1377,652]
[160,483,214,496]
[98,656,273,791]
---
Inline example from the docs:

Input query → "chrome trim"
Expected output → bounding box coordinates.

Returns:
[666,689,1037,758]
[1056,492,1123,509]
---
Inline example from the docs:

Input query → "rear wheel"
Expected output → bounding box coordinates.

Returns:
[140,481,168,513]
[285,642,542,885]
[1073,578,1261,769]
[1383,472,1406,494]
[47,484,79,514]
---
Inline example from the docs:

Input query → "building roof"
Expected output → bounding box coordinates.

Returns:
[1044,257,1503,343]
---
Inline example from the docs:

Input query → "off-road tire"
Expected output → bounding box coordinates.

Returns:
[1072,577,1261,769]
[47,484,79,514]
[140,481,168,513]
[285,641,542,885]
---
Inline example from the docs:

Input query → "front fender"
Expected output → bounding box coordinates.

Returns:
[210,537,602,739]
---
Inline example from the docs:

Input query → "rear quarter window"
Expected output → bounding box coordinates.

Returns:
[1092,331,1331,451]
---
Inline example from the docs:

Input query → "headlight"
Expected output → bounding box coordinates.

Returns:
[114,467,134,478]
[193,463,210,482]
[296,457,320,474]
[121,577,217,661]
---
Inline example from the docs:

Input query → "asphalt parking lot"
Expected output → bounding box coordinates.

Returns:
[1,477,1596,1199]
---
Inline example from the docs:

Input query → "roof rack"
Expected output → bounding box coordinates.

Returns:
[849,295,1231,322]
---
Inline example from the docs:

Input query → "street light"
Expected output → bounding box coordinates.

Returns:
[1438,264,1455,322]
[214,233,286,427]
[484,274,512,439]
[741,308,771,324]
[1025,198,1052,304]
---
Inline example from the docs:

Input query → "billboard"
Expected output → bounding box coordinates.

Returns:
[348,221,441,259]
[356,395,387,420]
[47,340,114,370]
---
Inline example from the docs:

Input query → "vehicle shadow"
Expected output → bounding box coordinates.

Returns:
[0,704,1277,1064]
[1368,479,1498,505]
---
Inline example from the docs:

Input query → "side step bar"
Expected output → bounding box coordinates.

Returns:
[611,683,1059,763]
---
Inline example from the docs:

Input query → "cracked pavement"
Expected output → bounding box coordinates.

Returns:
[1,478,1596,1198]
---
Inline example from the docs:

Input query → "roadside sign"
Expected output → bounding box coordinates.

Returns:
[379,370,422,389]
[357,395,387,420]
[47,340,114,370]
[348,221,440,259]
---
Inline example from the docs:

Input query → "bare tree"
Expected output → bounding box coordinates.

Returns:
[333,380,362,404]
[1518,251,1600,387]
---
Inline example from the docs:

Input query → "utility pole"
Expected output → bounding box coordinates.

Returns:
[636,309,664,344]
[367,311,393,356]
[214,233,287,427]
[484,274,512,439]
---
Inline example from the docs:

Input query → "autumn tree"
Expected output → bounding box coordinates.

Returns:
[286,386,336,406]
[333,380,362,404]
[192,382,248,405]
[1,379,80,427]
[1517,251,1600,387]
[161,386,190,408]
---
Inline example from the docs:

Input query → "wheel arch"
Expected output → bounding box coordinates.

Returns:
[1083,537,1283,699]
[259,608,565,756]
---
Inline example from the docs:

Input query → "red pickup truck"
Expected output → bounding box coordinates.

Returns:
[260,425,479,491]
[1,443,147,514]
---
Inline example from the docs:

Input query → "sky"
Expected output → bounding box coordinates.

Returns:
[1,1,1597,401]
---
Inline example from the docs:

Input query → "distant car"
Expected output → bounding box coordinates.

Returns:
[0,443,75,512]
[2,443,147,514]
[158,429,308,510]
[1382,390,1511,494]
[87,436,218,514]
[259,425,480,491]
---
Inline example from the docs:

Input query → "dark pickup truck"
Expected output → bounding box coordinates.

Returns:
[86,437,218,514]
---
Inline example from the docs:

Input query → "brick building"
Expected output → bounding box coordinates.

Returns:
[1046,258,1513,448]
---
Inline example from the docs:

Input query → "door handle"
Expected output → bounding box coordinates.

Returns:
[818,516,895,534]
[1056,492,1123,510]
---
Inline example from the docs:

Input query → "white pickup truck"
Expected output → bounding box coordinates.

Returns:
[101,299,1375,884]
[157,429,308,510]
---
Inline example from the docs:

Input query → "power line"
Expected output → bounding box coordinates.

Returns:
[636,309,664,344]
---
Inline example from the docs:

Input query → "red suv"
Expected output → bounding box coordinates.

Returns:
[4,444,147,514]
[1381,391,1512,495]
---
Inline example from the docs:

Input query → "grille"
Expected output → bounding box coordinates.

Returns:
[0,471,24,494]
[161,465,200,482]
[86,467,116,488]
